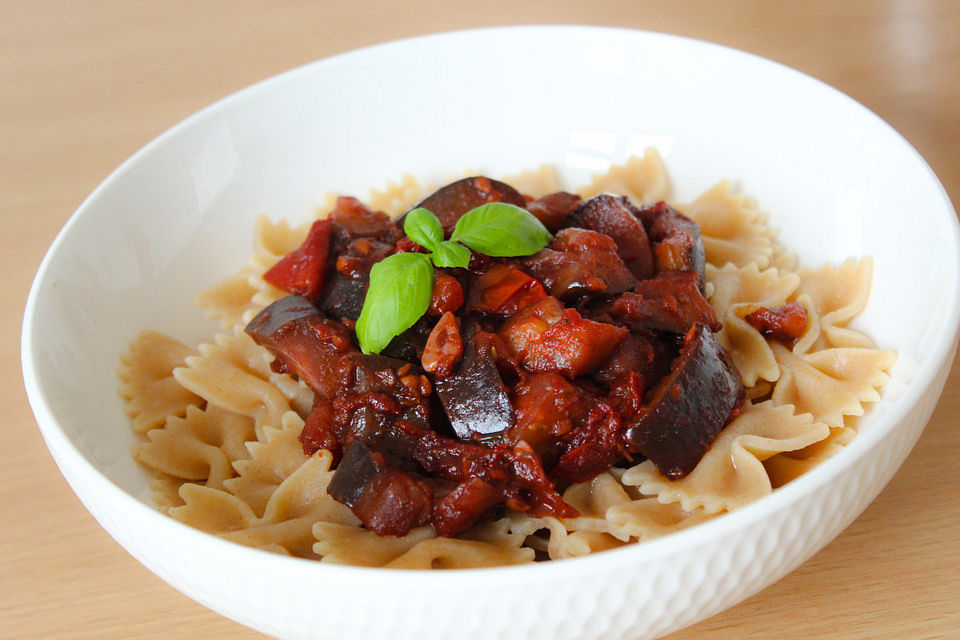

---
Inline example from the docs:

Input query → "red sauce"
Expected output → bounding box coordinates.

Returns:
[246,178,745,537]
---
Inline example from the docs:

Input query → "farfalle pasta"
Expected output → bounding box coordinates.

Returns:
[120,149,895,567]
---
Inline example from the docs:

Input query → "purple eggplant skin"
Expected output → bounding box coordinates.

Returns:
[636,201,707,293]
[318,271,367,322]
[434,324,515,442]
[399,176,528,234]
[564,194,655,280]
[327,439,433,537]
[623,323,745,480]
[519,227,637,302]
[245,294,320,337]
[327,439,383,508]
[245,295,356,398]
[593,271,720,336]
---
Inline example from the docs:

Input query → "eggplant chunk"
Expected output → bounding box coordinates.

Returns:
[434,324,514,442]
[327,440,432,536]
[402,176,527,234]
[520,228,637,301]
[564,194,654,279]
[636,201,706,292]
[245,295,354,398]
[318,272,366,321]
[527,191,582,231]
[596,271,720,335]
[318,238,392,322]
[381,314,437,363]
[623,323,744,480]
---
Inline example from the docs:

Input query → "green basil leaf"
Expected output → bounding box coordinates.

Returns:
[403,207,443,251]
[450,202,552,256]
[430,240,471,269]
[355,252,434,354]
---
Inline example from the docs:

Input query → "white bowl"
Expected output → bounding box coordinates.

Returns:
[22,26,960,640]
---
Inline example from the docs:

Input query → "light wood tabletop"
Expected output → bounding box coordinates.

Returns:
[3,2,958,638]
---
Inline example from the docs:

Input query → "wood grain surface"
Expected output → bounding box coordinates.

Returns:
[3,2,958,638]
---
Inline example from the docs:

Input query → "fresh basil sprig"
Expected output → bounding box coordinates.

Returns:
[450,202,552,256]
[430,240,472,268]
[403,208,443,251]
[355,252,435,355]
[356,203,552,354]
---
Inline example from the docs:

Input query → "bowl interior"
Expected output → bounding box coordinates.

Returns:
[25,26,959,509]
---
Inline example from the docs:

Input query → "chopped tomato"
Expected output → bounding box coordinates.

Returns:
[262,219,332,301]
[467,264,547,315]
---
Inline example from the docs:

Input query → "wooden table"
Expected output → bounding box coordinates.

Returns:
[3,2,958,638]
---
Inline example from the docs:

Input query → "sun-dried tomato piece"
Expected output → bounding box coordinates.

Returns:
[262,219,333,301]
[467,263,547,315]
[550,401,624,486]
[300,400,340,459]
[428,271,465,316]
[431,478,501,537]
[744,301,808,342]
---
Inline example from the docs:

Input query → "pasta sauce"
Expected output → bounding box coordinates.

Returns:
[246,182,746,537]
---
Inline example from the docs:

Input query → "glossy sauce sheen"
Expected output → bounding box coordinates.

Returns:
[246,179,745,537]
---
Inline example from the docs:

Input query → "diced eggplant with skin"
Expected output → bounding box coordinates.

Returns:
[520,228,637,301]
[636,201,706,292]
[431,478,502,538]
[319,237,393,322]
[596,271,720,335]
[327,440,432,536]
[245,295,354,398]
[526,191,582,231]
[520,308,628,379]
[564,194,655,279]
[400,176,528,235]
[498,296,565,361]
[623,323,745,480]
[434,323,515,442]
[590,332,659,387]
[318,272,367,322]
[328,196,402,256]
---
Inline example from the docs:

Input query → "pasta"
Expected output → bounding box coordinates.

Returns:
[120,149,895,567]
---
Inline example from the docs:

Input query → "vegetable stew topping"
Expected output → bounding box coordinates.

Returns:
[246,177,745,537]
